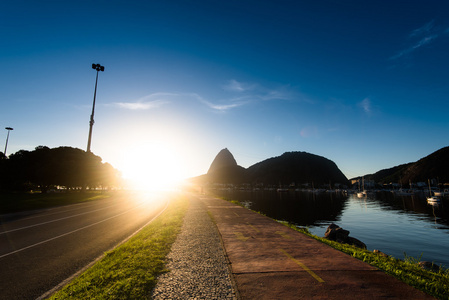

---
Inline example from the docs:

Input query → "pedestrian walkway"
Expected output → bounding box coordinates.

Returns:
[201,195,435,300]
[151,195,237,299]
[153,194,434,299]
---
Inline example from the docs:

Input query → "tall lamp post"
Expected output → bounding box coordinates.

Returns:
[87,63,105,153]
[4,127,13,156]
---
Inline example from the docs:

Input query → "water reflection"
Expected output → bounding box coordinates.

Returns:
[211,189,449,228]
[211,189,349,226]
[367,191,449,227]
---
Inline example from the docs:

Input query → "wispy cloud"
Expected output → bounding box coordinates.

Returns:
[193,79,296,113]
[111,93,175,110]
[110,81,296,113]
[225,79,293,100]
[223,79,250,92]
[391,35,438,60]
[189,92,248,112]
[358,98,372,114]
[409,20,435,37]
[258,87,292,101]
[300,126,318,138]
[200,100,246,111]
[391,20,445,60]
[115,99,168,110]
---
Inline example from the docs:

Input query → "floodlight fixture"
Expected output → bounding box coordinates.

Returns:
[92,63,105,72]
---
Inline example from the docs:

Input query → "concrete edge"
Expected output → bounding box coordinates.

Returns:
[204,200,242,300]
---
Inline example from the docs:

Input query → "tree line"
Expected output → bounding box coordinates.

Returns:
[0,146,121,192]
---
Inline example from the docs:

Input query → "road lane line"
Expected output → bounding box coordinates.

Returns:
[278,248,325,283]
[12,200,113,221]
[0,203,146,259]
[247,222,260,232]
[0,203,124,234]
[36,199,170,300]
[234,232,250,241]
[276,231,292,239]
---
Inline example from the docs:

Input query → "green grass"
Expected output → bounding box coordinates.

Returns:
[0,191,111,214]
[49,194,189,299]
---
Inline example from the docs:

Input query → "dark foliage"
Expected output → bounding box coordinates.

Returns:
[0,146,121,192]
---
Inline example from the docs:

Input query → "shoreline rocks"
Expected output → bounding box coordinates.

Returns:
[324,223,367,249]
[324,224,445,273]
[373,249,389,257]
[419,261,442,273]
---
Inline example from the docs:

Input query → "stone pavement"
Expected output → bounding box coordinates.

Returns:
[153,194,435,299]
[151,195,237,299]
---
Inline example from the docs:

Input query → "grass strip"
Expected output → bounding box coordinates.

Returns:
[0,191,111,214]
[49,194,189,299]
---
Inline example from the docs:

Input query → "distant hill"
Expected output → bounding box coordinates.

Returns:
[191,149,348,186]
[246,152,348,186]
[363,163,413,184]
[363,146,449,184]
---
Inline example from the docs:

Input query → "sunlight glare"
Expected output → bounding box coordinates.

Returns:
[120,142,186,191]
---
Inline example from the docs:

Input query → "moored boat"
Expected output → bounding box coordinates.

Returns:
[433,189,449,197]
[427,196,440,205]
[357,191,367,198]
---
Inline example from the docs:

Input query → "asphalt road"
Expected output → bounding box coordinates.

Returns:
[0,191,169,300]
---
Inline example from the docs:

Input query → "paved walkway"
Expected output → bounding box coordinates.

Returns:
[153,194,435,299]
[151,195,237,299]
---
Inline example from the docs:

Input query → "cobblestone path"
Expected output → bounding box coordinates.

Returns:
[151,195,237,300]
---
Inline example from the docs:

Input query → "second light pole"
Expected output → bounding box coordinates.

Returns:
[87,63,105,153]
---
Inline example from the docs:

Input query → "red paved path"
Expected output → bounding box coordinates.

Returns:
[199,195,435,299]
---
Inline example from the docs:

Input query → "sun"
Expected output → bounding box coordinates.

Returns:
[119,142,186,191]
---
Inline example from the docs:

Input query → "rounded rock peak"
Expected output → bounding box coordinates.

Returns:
[207,148,238,174]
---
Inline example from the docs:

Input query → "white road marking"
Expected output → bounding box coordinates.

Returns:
[0,202,145,259]
[0,203,123,234]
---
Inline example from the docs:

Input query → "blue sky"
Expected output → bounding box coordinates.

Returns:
[1,1,449,185]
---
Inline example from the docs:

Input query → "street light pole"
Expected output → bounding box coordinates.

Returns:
[87,63,105,153]
[4,127,13,156]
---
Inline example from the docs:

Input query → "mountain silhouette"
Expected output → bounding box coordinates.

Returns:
[365,146,449,184]
[193,146,449,187]
[206,148,247,183]
[193,149,348,186]
[207,148,238,174]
